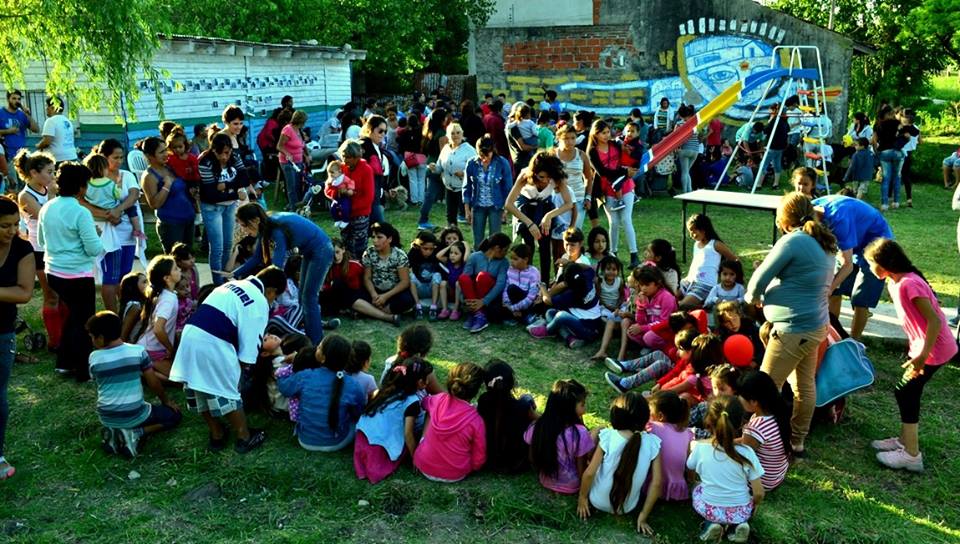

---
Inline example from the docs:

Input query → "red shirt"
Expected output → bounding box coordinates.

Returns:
[166,152,200,184]
[706,119,723,146]
[343,159,375,217]
[324,260,364,291]
[482,113,510,161]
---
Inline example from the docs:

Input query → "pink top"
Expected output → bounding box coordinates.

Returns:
[279,124,305,164]
[598,145,635,197]
[633,286,679,334]
[647,421,693,500]
[523,423,594,494]
[888,272,958,365]
[413,393,486,481]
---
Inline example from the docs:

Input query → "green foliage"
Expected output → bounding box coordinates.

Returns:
[904,0,960,65]
[151,0,495,91]
[0,0,164,119]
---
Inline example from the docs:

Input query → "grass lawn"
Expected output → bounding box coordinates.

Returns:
[1,182,959,543]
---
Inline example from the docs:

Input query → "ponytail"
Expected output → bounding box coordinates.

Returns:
[13,148,55,181]
[777,193,837,254]
[737,371,793,457]
[317,334,353,430]
[704,395,751,468]
[138,255,176,340]
[608,392,650,514]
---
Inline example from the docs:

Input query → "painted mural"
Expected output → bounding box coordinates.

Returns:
[554,17,816,121]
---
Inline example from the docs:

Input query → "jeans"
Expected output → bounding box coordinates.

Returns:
[546,309,601,341]
[301,239,335,344]
[48,275,96,381]
[201,201,238,285]
[471,206,502,246]
[678,149,698,193]
[761,325,827,447]
[281,162,302,210]
[0,332,14,456]
[879,149,904,207]
[370,201,385,225]
[445,189,462,226]
[574,198,586,230]
[156,219,194,254]
[604,192,637,254]
[418,173,443,224]
[408,164,427,204]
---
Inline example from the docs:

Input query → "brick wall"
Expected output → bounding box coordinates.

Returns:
[502,28,634,73]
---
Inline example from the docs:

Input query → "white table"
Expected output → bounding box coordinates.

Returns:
[673,190,784,261]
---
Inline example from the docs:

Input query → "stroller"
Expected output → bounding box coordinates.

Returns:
[15,317,45,352]
[297,157,333,217]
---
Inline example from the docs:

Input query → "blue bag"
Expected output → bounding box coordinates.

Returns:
[815,338,875,407]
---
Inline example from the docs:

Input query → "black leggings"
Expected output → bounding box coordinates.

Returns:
[47,275,96,382]
[894,363,941,424]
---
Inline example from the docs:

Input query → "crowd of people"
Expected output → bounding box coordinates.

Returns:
[0,86,955,542]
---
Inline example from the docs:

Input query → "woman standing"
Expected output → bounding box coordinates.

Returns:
[459,101,485,146]
[872,105,904,211]
[0,196,35,481]
[431,123,477,227]
[361,222,415,316]
[198,134,251,285]
[554,124,594,231]
[504,152,573,276]
[339,140,375,260]
[233,204,334,344]
[398,113,426,207]
[586,120,639,268]
[360,115,389,225]
[745,193,836,456]
[417,109,449,230]
[463,135,513,245]
[141,137,196,253]
[675,105,701,194]
[38,163,104,382]
[277,110,308,211]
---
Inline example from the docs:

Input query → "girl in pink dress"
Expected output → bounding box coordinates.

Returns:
[647,391,694,500]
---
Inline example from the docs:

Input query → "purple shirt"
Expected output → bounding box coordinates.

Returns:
[524,423,594,494]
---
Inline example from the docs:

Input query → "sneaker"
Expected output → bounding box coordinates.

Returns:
[101,427,121,455]
[528,325,549,338]
[870,437,904,452]
[118,427,143,457]
[462,312,475,330]
[699,522,724,541]
[417,222,436,230]
[437,308,451,320]
[907,199,913,208]
[604,357,625,373]
[881,204,889,211]
[526,317,547,331]
[449,309,461,321]
[877,449,924,472]
[457,215,468,224]
[415,306,425,320]
[948,315,960,327]
[322,318,341,330]
[892,202,900,209]
[728,522,750,543]
[469,312,489,333]
[567,337,585,349]
[523,314,538,326]
[235,429,267,454]
[334,221,349,229]
[208,432,228,452]
[628,256,640,270]
[609,199,626,211]
[429,306,438,321]
[604,372,627,393]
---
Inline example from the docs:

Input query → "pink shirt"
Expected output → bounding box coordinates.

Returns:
[888,272,958,365]
[413,393,486,481]
[633,286,679,333]
[278,124,304,164]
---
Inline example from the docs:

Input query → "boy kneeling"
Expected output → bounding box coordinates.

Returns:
[87,311,182,457]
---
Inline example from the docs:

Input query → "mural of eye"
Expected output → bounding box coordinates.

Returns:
[706,67,737,84]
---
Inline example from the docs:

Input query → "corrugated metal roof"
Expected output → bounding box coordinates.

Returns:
[160,34,367,59]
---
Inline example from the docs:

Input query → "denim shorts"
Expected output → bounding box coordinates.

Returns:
[833,253,884,308]
[944,154,960,169]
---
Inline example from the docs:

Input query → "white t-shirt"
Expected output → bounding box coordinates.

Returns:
[137,289,178,354]
[588,428,662,514]
[686,441,764,507]
[41,114,77,162]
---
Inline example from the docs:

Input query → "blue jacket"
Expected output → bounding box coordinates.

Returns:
[234,212,332,277]
[843,149,875,183]
[463,251,509,307]
[278,367,366,448]
[463,155,513,209]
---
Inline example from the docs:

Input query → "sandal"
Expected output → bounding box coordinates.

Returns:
[0,461,15,481]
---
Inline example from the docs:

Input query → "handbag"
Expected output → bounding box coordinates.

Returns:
[815,338,875,407]
[403,151,427,168]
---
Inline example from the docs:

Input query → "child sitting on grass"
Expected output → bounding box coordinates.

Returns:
[737,371,792,491]
[477,360,537,473]
[617,265,678,361]
[591,256,629,360]
[87,311,182,457]
[413,362,487,482]
[646,391,693,501]
[500,244,540,325]
[526,379,596,494]
[604,328,697,394]
[578,391,662,536]
[348,340,377,400]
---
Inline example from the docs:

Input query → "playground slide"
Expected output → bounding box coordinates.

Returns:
[638,68,820,174]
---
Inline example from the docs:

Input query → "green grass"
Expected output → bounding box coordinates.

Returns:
[1,183,959,543]
[928,75,960,103]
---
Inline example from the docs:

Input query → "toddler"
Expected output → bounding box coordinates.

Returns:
[578,392,662,536]
[591,256,629,360]
[526,379,595,494]
[843,137,874,199]
[477,360,537,473]
[647,391,693,500]
[82,154,144,239]
[413,362,487,482]
[267,333,312,417]
[437,241,467,320]
[174,277,196,337]
[536,110,555,151]
[324,161,355,229]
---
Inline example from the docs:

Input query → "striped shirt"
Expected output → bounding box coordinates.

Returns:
[502,265,541,312]
[678,119,700,152]
[89,343,153,428]
[743,414,789,490]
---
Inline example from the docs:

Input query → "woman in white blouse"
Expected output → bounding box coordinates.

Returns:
[429,123,477,227]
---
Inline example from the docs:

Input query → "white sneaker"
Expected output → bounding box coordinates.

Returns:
[334,221,348,229]
[877,448,924,472]
[728,523,750,543]
[870,436,904,452]
[892,202,900,209]
[118,427,143,457]
[881,204,889,211]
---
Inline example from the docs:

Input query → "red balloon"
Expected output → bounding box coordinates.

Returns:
[723,334,754,368]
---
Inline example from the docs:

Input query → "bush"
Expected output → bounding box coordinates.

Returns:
[912,137,957,184]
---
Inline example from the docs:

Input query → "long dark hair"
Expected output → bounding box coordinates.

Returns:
[608,392,651,514]
[530,379,588,477]
[480,359,518,466]
[478,232,511,253]
[119,272,147,310]
[138,255,176,340]
[422,108,447,153]
[371,222,402,249]
[394,323,433,360]
[236,203,293,264]
[317,334,354,430]
[647,239,680,281]
[585,119,611,158]
[864,238,928,285]
[704,395,752,468]
[364,356,434,416]
[738,371,793,457]
[687,213,722,243]
[689,334,723,398]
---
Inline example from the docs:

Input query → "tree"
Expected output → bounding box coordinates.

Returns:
[152,0,495,91]
[0,0,164,118]
[902,0,960,65]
